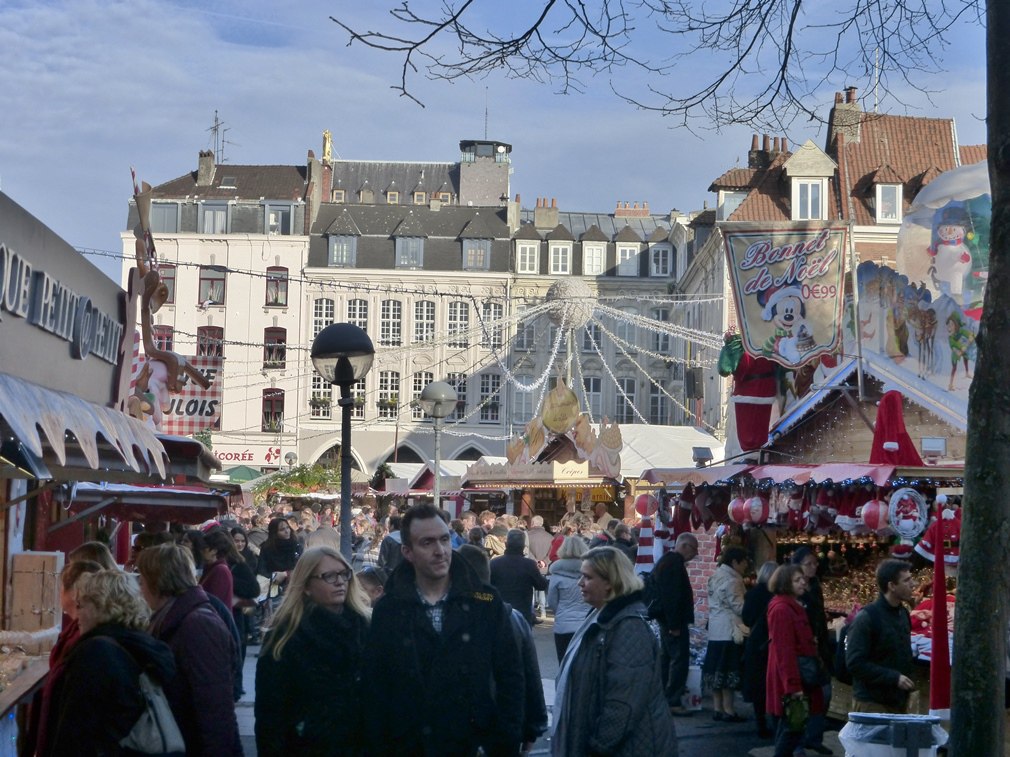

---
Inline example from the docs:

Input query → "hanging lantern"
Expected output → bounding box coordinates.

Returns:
[858,499,891,533]
[745,495,770,524]
[635,493,660,517]
[728,496,749,525]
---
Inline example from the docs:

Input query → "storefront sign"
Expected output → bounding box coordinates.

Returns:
[466,459,594,484]
[723,223,847,369]
[214,445,282,465]
[138,355,222,435]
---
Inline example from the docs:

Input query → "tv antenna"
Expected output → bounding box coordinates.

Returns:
[207,111,238,163]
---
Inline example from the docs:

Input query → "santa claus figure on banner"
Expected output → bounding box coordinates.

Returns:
[914,494,962,574]
[718,330,781,460]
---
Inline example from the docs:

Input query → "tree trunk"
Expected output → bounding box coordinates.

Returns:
[950,2,1010,752]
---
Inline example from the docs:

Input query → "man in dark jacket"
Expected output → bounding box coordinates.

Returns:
[846,558,916,713]
[377,514,404,573]
[653,532,698,715]
[364,503,525,757]
[490,529,549,626]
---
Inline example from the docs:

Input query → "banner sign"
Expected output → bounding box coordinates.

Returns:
[723,223,848,369]
[138,354,222,435]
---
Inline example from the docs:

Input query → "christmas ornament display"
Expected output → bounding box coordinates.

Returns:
[634,493,660,517]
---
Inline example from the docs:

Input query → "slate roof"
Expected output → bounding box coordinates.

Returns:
[580,224,610,243]
[458,210,501,239]
[647,226,671,243]
[545,224,576,242]
[392,210,430,237]
[519,210,673,240]
[615,225,643,243]
[151,164,307,201]
[513,223,543,241]
[323,207,362,236]
[330,160,459,198]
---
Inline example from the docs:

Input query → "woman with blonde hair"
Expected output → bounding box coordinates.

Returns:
[547,535,590,662]
[551,547,676,756]
[255,545,371,756]
[41,570,176,756]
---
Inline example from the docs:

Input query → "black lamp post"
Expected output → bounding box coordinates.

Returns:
[311,323,375,559]
[418,380,458,509]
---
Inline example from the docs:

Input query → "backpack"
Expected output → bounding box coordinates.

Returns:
[834,605,878,686]
[119,671,186,755]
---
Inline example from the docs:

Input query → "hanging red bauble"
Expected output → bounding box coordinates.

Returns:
[858,499,890,532]
[745,495,770,524]
[728,496,749,525]
[635,493,660,517]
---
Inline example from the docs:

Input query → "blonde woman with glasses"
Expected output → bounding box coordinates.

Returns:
[255,545,372,756]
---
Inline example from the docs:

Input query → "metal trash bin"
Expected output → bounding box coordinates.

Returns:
[838,712,948,757]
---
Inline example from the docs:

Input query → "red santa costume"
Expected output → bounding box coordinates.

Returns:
[914,495,962,569]
[718,332,779,459]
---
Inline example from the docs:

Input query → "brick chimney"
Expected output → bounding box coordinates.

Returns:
[829,87,862,146]
[196,150,216,186]
[615,200,650,218]
[534,197,559,230]
[748,134,776,169]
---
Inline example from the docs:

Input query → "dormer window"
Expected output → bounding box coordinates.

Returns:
[386,191,399,204]
[875,184,902,224]
[792,178,827,220]
[438,191,451,203]
[413,191,426,204]
[332,189,345,203]
[718,191,747,221]
[220,176,237,189]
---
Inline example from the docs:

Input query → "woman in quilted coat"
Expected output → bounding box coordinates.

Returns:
[550,546,676,756]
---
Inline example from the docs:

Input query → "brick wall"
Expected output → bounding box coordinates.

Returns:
[689,531,719,628]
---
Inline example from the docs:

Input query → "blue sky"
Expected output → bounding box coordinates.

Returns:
[0,0,987,281]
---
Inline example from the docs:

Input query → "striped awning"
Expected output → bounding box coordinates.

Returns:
[0,371,168,481]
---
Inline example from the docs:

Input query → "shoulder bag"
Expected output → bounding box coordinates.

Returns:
[119,670,186,755]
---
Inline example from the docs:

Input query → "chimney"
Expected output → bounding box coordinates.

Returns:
[830,88,863,145]
[846,86,858,104]
[781,137,788,152]
[197,150,215,186]
[835,91,843,104]
[751,134,759,151]
[615,200,650,218]
[762,135,771,152]
[534,196,559,229]
[773,137,781,153]
[749,133,771,169]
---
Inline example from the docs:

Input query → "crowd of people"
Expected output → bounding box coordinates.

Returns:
[29,494,926,757]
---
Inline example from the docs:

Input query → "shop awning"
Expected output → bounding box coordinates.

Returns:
[0,372,168,482]
[56,482,228,526]
[639,465,753,487]
[737,463,896,487]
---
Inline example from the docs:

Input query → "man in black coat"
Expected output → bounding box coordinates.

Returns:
[490,529,550,626]
[364,504,525,757]
[653,532,698,715]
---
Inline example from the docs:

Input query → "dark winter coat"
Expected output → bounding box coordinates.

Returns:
[200,558,234,608]
[150,585,242,756]
[255,603,368,756]
[490,547,549,625]
[509,609,549,745]
[377,530,404,573]
[846,595,914,709]
[653,550,694,629]
[551,591,677,757]
[231,558,260,601]
[256,537,301,578]
[363,557,525,757]
[797,574,833,671]
[44,623,176,757]
[741,582,773,704]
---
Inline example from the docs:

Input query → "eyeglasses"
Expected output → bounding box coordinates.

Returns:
[310,569,352,585]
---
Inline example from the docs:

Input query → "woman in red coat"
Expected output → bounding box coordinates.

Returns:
[766,564,825,757]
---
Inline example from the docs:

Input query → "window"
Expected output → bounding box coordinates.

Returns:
[414,300,436,343]
[379,300,402,346]
[653,308,671,354]
[197,326,223,358]
[583,244,605,276]
[396,237,424,268]
[876,184,902,224]
[718,190,747,220]
[448,301,469,347]
[447,372,467,420]
[481,302,503,349]
[157,264,176,304]
[513,377,534,424]
[310,375,331,420]
[413,191,426,205]
[479,373,501,423]
[351,379,365,419]
[262,389,284,432]
[412,371,434,420]
[463,239,492,271]
[152,325,173,352]
[265,204,292,235]
[649,382,669,424]
[220,176,237,189]
[265,267,288,306]
[794,179,825,220]
[198,266,226,305]
[651,245,671,277]
[583,377,602,419]
[438,191,451,202]
[550,243,572,275]
[150,203,178,233]
[313,298,335,338]
[616,308,637,350]
[378,371,400,419]
[616,378,637,424]
[582,322,602,353]
[347,299,368,331]
[263,327,286,369]
[329,236,357,267]
[516,242,539,274]
[332,189,345,203]
[386,191,399,204]
[200,204,228,234]
[617,245,640,276]
[514,309,535,350]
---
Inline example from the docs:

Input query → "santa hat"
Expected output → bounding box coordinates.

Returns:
[760,285,804,321]
[869,391,925,466]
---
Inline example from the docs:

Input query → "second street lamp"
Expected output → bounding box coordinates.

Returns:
[419,380,458,510]
[310,323,375,559]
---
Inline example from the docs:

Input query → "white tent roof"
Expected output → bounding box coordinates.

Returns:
[611,424,724,480]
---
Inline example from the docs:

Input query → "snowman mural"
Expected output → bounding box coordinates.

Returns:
[927,205,974,306]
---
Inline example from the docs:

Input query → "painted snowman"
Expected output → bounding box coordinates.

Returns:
[927,205,973,304]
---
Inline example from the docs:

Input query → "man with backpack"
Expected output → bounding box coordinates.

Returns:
[845,559,917,713]
[651,532,699,715]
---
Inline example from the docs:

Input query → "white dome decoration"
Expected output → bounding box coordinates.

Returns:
[545,278,595,329]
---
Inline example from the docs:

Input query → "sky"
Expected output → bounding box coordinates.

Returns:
[0,0,988,282]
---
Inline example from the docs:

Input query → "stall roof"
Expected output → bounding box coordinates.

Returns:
[58,481,228,526]
[769,359,858,440]
[744,463,895,487]
[639,464,752,487]
[617,425,725,480]
[0,371,168,482]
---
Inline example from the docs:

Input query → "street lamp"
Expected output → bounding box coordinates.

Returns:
[419,380,458,511]
[311,323,375,559]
